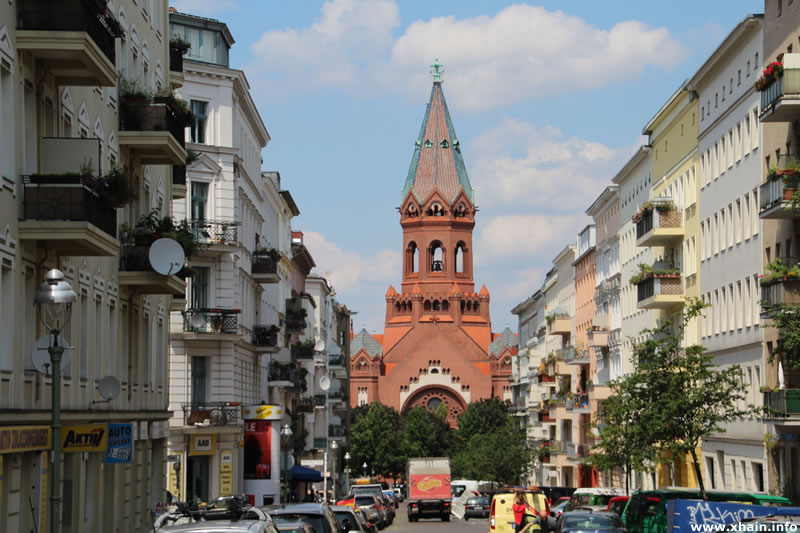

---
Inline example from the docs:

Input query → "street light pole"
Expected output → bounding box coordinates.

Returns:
[34,269,76,533]
[331,440,339,502]
[344,452,351,496]
[280,424,293,503]
[363,462,367,478]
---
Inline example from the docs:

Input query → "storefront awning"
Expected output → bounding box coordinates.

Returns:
[290,464,323,482]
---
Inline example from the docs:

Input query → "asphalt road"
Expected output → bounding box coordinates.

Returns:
[388,502,489,533]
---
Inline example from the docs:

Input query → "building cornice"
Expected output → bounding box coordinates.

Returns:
[612,145,651,185]
[687,15,763,91]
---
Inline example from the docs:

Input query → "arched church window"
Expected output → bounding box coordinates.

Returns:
[424,139,433,148]
[428,203,445,217]
[430,241,444,271]
[474,302,480,312]
[455,203,466,217]
[440,139,449,149]
[427,397,442,411]
[409,241,418,273]
[455,242,466,273]
[407,205,418,218]
[430,368,439,374]
[395,302,401,312]
[466,301,472,311]
[460,300,465,313]
[442,300,449,311]
[424,300,432,312]
[433,300,441,311]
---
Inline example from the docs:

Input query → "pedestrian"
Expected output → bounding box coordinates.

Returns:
[512,491,539,533]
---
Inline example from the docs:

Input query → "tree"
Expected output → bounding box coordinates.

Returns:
[456,397,512,444]
[349,402,404,477]
[597,299,758,500]
[452,421,531,487]
[401,407,438,459]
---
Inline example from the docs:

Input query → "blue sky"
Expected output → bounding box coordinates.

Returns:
[172,0,762,334]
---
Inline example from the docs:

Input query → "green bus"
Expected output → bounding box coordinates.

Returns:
[622,488,792,533]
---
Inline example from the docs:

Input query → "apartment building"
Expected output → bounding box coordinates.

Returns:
[586,187,621,487]
[758,0,800,501]
[0,0,182,530]
[688,15,768,494]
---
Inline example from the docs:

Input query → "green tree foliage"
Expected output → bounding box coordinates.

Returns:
[401,407,438,458]
[456,397,512,443]
[592,299,758,500]
[349,402,404,477]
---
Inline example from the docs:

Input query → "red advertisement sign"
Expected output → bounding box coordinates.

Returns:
[243,421,271,479]
[409,474,451,499]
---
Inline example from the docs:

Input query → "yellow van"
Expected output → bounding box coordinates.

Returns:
[490,490,548,533]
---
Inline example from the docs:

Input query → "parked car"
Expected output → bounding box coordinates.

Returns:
[352,495,386,530]
[565,489,626,513]
[559,511,627,533]
[549,499,570,520]
[261,503,344,533]
[393,488,404,503]
[155,496,272,531]
[330,505,368,533]
[464,496,490,520]
[379,495,395,523]
[274,521,317,533]
[606,497,630,517]
[489,489,549,533]
[158,521,278,533]
[382,490,398,509]
[540,487,578,506]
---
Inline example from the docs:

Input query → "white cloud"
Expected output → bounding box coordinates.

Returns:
[248,1,688,110]
[477,214,586,259]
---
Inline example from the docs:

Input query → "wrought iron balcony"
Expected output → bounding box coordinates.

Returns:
[291,342,315,359]
[759,156,800,219]
[183,308,239,334]
[269,365,307,391]
[169,46,184,73]
[763,389,800,418]
[189,220,240,249]
[19,174,119,256]
[252,251,280,283]
[314,394,327,407]
[635,269,684,310]
[285,310,308,334]
[328,355,345,367]
[329,424,345,437]
[760,62,800,123]
[119,102,187,165]
[296,396,314,413]
[567,394,590,411]
[118,244,186,295]
[16,0,120,86]
[182,402,241,426]
[252,325,280,351]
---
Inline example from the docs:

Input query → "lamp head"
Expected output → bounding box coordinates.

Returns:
[331,440,338,450]
[34,269,77,332]
[280,424,293,438]
[344,452,351,461]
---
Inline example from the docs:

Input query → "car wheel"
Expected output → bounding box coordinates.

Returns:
[464,516,469,521]
[442,515,450,522]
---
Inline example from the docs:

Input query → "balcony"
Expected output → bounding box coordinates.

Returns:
[567,443,592,460]
[16,0,120,86]
[182,402,242,427]
[182,308,239,335]
[252,251,280,284]
[172,165,187,199]
[759,156,800,219]
[313,438,328,450]
[567,394,591,413]
[268,365,306,391]
[635,272,684,310]
[169,45,185,88]
[329,424,346,437]
[537,373,555,385]
[118,244,186,295]
[329,355,345,367]
[587,328,609,348]
[314,394,327,408]
[189,220,240,254]
[565,350,590,366]
[291,342,315,360]
[252,325,280,353]
[764,389,800,418]
[760,57,800,123]
[119,102,188,165]
[538,410,555,423]
[551,441,569,455]
[635,200,684,247]
[296,396,314,413]
[548,315,571,336]
[19,174,119,257]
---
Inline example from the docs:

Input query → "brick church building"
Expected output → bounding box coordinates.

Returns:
[349,64,516,424]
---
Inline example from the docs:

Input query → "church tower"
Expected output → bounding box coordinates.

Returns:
[350,61,515,424]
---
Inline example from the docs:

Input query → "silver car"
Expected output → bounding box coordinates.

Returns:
[157,519,278,533]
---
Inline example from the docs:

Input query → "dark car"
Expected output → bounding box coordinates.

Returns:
[464,496,490,520]
[330,505,369,533]
[559,511,626,533]
[352,495,385,529]
[262,503,344,533]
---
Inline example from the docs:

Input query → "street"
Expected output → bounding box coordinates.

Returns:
[388,503,489,533]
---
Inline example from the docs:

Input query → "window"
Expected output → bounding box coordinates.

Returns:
[747,60,751,76]
[722,85,726,101]
[191,182,208,221]
[738,70,741,85]
[743,193,751,240]
[701,106,704,121]
[755,53,759,70]
[727,204,734,248]
[430,241,444,272]
[191,267,209,308]
[736,281,743,330]
[735,199,742,244]
[752,189,759,235]
[190,100,207,144]
[0,59,12,182]
[745,277,752,327]
[730,78,733,93]
[23,80,36,174]
[80,290,88,379]
[95,297,103,378]
[0,260,12,370]
[191,356,207,404]
[409,242,418,273]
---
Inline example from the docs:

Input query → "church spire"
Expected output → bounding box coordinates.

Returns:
[402,60,474,205]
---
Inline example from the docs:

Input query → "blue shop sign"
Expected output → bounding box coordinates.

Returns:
[105,423,133,464]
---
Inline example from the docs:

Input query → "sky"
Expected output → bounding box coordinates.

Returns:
[171,0,763,334]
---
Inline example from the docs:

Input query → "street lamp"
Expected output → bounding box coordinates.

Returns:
[344,452,351,495]
[280,424,293,502]
[330,440,339,502]
[34,268,77,533]
[363,462,367,477]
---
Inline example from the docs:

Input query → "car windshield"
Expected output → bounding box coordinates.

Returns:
[467,497,488,505]
[272,514,324,533]
[563,515,622,530]
[452,485,467,497]
[355,497,375,507]
[333,512,356,531]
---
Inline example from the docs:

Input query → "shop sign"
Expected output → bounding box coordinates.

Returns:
[243,421,271,479]
[62,424,108,452]
[0,426,51,454]
[220,449,233,496]
[105,423,133,463]
[242,404,282,421]
[189,434,215,455]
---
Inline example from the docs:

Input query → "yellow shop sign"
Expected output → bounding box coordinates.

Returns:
[62,424,108,452]
[0,426,51,454]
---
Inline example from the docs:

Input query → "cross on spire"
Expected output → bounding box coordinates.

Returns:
[431,58,443,83]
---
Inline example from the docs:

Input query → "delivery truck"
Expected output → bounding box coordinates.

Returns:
[406,457,451,522]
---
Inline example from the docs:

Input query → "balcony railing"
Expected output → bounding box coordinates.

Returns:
[182,402,241,426]
[291,343,315,359]
[555,346,576,361]
[313,438,328,450]
[183,308,239,334]
[252,251,279,281]
[314,394,327,407]
[567,443,592,459]
[253,325,279,348]
[285,312,308,334]
[21,175,117,238]
[188,220,239,247]
[635,272,684,309]
[169,46,184,73]
[635,199,683,246]
[173,164,186,187]
[269,365,306,391]
[17,0,118,65]
[119,102,186,149]
[759,156,800,219]
[760,65,800,122]
[537,374,555,384]
[567,394,590,410]
[329,424,346,437]
[764,389,800,418]
[329,355,345,366]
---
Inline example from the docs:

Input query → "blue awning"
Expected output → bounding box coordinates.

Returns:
[290,464,323,482]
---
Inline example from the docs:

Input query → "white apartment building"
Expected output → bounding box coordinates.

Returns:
[165,10,301,506]
[689,14,768,494]
[0,0,182,530]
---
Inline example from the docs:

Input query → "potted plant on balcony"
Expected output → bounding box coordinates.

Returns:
[754,61,784,92]
[94,167,135,207]
[169,36,192,55]
[154,89,195,127]
[629,263,680,285]
[120,79,151,104]
[130,209,207,261]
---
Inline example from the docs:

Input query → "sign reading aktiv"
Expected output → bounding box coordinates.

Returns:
[62,424,108,452]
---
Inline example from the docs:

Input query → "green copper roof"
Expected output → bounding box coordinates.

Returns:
[402,70,474,205]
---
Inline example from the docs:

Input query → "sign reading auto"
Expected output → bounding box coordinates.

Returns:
[62,424,108,452]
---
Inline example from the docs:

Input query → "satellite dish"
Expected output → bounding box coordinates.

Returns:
[319,375,331,391]
[149,238,185,276]
[32,335,72,375]
[314,338,326,352]
[190,313,205,329]
[98,376,121,400]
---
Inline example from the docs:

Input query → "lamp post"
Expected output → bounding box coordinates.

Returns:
[280,424,293,503]
[344,452,351,496]
[34,269,77,533]
[330,440,339,502]
[363,462,367,477]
